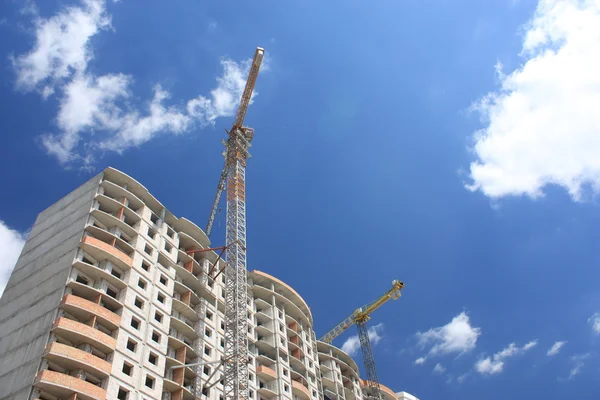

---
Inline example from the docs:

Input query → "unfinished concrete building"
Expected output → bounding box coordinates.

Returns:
[0,167,414,400]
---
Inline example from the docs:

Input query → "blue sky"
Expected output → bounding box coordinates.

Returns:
[1,0,600,398]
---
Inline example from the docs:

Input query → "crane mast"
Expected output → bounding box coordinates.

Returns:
[320,280,404,400]
[207,47,264,400]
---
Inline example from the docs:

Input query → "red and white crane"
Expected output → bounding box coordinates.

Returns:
[206,47,264,400]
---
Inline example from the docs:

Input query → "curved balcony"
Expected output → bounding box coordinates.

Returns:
[288,334,302,350]
[173,218,210,248]
[72,259,127,290]
[164,354,196,382]
[60,294,121,330]
[250,270,313,325]
[172,262,214,300]
[66,280,123,312]
[169,315,198,340]
[257,381,278,398]
[317,341,360,377]
[173,280,201,305]
[102,168,168,223]
[52,317,116,353]
[90,206,137,239]
[255,350,277,367]
[172,298,198,323]
[43,342,111,378]
[34,370,106,400]
[168,334,198,360]
[80,235,133,271]
[163,382,195,400]
[257,365,277,380]
[289,352,306,373]
[85,224,134,254]
[178,231,204,254]
[292,380,311,400]
[99,179,144,211]
[255,320,274,336]
[321,371,336,387]
[252,284,310,330]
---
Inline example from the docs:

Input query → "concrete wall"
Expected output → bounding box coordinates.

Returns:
[0,172,103,400]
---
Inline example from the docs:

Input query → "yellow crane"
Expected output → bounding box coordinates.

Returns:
[320,280,404,400]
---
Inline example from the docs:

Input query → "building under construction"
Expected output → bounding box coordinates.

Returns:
[0,167,417,400]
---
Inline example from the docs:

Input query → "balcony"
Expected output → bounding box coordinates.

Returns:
[163,369,195,400]
[95,192,142,225]
[255,335,275,352]
[322,371,336,386]
[173,280,201,305]
[254,297,271,309]
[52,317,116,353]
[289,350,306,372]
[288,320,300,333]
[34,370,106,400]
[171,294,199,324]
[255,351,277,367]
[80,234,133,271]
[257,365,277,380]
[165,347,197,380]
[99,179,145,212]
[289,334,301,349]
[172,260,214,300]
[66,280,123,312]
[72,257,127,290]
[91,202,138,239]
[255,320,274,335]
[255,308,273,321]
[60,294,121,330]
[43,342,111,378]
[257,381,278,398]
[170,314,198,340]
[320,360,334,372]
[292,380,311,400]
[168,329,198,359]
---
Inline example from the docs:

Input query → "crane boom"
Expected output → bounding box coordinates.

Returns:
[320,280,404,344]
[319,279,404,400]
[234,48,264,129]
[221,47,264,400]
[205,162,227,236]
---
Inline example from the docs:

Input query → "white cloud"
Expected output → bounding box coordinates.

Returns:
[98,84,192,152]
[416,312,481,361]
[547,341,567,356]
[475,340,538,375]
[414,357,426,365]
[12,0,266,167]
[433,363,446,374]
[567,353,590,379]
[589,313,600,334]
[467,0,600,200]
[13,0,110,91]
[42,73,130,163]
[341,323,383,356]
[0,221,26,297]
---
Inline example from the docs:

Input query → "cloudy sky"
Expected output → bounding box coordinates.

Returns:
[1,0,600,399]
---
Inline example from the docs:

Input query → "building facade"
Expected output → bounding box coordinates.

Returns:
[0,167,414,400]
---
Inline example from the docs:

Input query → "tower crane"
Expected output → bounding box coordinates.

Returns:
[320,280,405,400]
[206,47,264,400]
